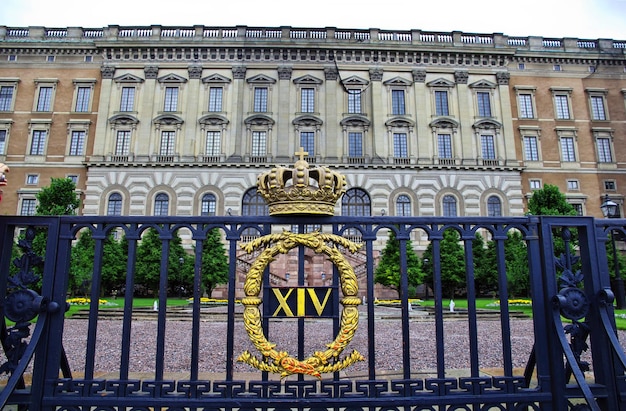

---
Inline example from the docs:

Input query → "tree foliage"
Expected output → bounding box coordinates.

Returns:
[527,184,577,217]
[200,228,229,297]
[69,229,127,297]
[505,230,530,297]
[422,229,466,298]
[374,229,423,298]
[36,177,80,216]
[135,228,193,297]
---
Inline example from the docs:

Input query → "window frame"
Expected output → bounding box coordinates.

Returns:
[159,130,176,156]
[587,90,608,121]
[523,135,540,162]
[395,194,411,216]
[107,192,123,216]
[0,129,7,155]
[595,134,614,163]
[115,130,132,156]
[393,133,408,159]
[391,89,406,115]
[253,87,268,113]
[560,136,577,162]
[300,88,315,113]
[347,90,362,114]
[201,193,217,216]
[72,80,96,113]
[153,192,170,216]
[251,131,267,157]
[348,132,363,158]
[208,87,223,112]
[205,131,221,156]
[551,88,572,120]
[476,91,492,117]
[514,86,536,119]
[437,133,453,159]
[20,198,37,216]
[68,130,86,156]
[442,194,457,217]
[299,131,315,156]
[487,195,502,217]
[29,129,48,156]
[119,86,136,112]
[0,80,18,112]
[480,134,496,160]
[163,86,179,112]
[434,90,450,116]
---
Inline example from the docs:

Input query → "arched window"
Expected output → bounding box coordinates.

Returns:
[341,188,371,217]
[396,194,411,216]
[442,195,457,217]
[487,195,502,217]
[242,188,268,237]
[242,188,269,216]
[201,193,217,216]
[154,193,169,216]
[107,192,122,216]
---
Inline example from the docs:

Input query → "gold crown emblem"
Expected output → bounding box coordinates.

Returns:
[257,148,346,216]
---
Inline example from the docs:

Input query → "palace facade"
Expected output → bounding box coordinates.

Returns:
[0,25,624,221]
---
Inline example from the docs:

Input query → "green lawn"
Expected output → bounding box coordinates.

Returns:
[65,297,190,317]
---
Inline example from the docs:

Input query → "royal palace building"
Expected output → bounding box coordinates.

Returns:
[0,25,625,223]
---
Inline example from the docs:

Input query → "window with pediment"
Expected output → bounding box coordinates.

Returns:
[586,88,608,121]
[427,78,455,117]
[202,74,231,113]
[114,73,144,112]
[294,75,322,114]
[556,128,578,163]
[593,129,614,164]
[158,74,187,113]
[0,79,18,112]
[342,76,369,115]
[514,86,536,119]
[67,121,90,157]
[247,74,276,114]
[384,76,412,116]
[550,87,572,120]
[34,79,58,112]
[72,79,96,113]
[470,80,496,118]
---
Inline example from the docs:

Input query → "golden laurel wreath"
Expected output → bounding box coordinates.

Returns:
[237,230,365,378]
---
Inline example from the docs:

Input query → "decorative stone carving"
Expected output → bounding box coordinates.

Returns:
[454,71,469,84]
[324,67,338,81]
[188,66,203,79]
[144,66,159,79]
[411,69,426,83]
[232,66,247,79]
[277,66,293,80]
[101,66,116,79]
[496,72,510,85]
[369,68,383,81]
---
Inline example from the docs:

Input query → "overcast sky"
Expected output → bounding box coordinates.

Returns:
[1,0,625,40]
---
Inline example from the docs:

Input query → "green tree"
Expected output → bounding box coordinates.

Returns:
[505,230,530,297]
[527,184,577,217]
[36,177,80,216]
[135,228,192,297]
[200,228,229,297]
[473,232,499,295]
[374,229,423,298]
[422,229,466,298]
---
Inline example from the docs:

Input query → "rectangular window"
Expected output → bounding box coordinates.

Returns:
[300,132,315,155]
[115,130,131,155]
[348,90,361,114]
[438,134,452,158]
[0,86,14,111]
[26,174,38,185]
[120,87,135,112]
[205,131,221,156]
[208,87,223,112]
[36,87,53,111]
[163,87,178,112]
[518,94,534,118]
[597,137,613,163]
[67,175,78,184]
[75,87,91,112]
[391,90,405,115]
[554,95,570,119]
[159,131,176,155]
[477,92,492,117]
[523,136,539,161]
[0,130,6,154]
[348,132,363,157]
[560,137,576,162]
[435,91,449,116]
[69,130,85,156]
[393,133,408,158]
[530,179,541,190]
[590,96,606,120]
[251,131,267,156]
[567,180,579,190]
[605,180,616,191]
[20,199,36,216]
[572,203,583,216]
[30,130,47,155]
[301,88,315,113]
[481,135,496,159]
[253,87,268,112]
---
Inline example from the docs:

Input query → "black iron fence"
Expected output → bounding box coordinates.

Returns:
[0,214,625,410]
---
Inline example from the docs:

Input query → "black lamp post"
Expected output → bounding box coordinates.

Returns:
[601,194,624,309]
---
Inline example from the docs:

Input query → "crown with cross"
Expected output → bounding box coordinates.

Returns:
[256,147,346,216]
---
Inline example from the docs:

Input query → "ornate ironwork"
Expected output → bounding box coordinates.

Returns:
[238,231,364,378]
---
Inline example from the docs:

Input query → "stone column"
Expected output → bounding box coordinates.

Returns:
[412,69,431,163]
[137,65,158,156]
[276,66,292,162]
[93,65,115,158]
[185,65,203,160]
[323,66,339,162]
[229,66,247,161]
[454,70,474,164]
[369,68,384,162]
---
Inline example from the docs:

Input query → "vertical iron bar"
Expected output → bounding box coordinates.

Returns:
[462,228,480,377]
[397,227,411,380]
[298,228,305,382]
[84,225,106,380]
[155,227,172,381]
[365,228,376,380]
[225,224,239,381]
[431,233,445,378]
[119,225,139,381]
[190,229,205,381]
[494,230,513,377]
